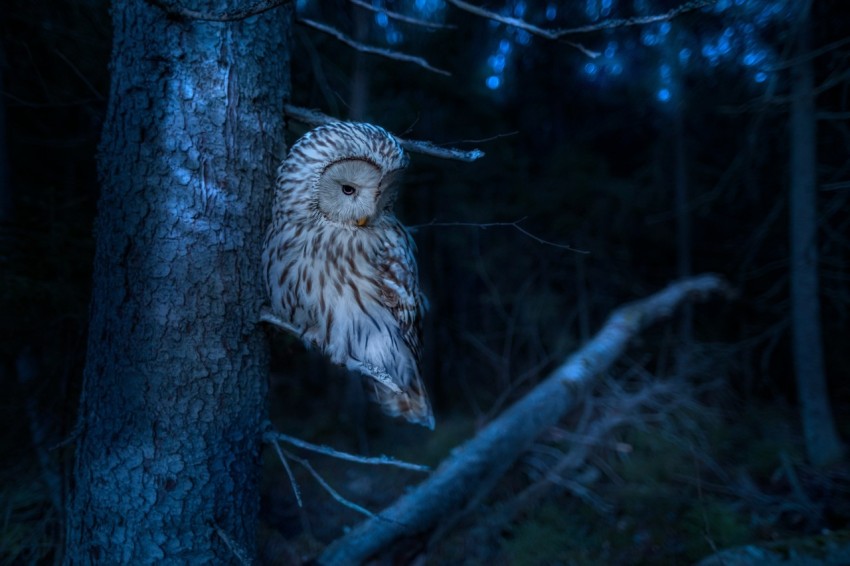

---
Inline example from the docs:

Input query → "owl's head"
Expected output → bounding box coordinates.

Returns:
[283,122,409,227]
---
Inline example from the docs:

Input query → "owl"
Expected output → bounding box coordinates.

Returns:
[262,122,434,429]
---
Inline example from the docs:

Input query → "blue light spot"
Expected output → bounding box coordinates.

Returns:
[375,12,388,27]
[516,30,531,45]
[584,63,598,76]
[387,30,402,45]
[642,30,658,46]
[660,63,672,80]
[754,71,767,83]
[585,0,599,20]
[742,50,766,66]
[489,54,506,72]
[611,63,623,75]
[660,22,671,35]
[604,41,617,58]
[657,88,671,102]
[678,47,692,63]
[513,1,526,17]
[718,35,731,55]
[545,4,557,20]
[499,39,512,54]
[486,75,501,90]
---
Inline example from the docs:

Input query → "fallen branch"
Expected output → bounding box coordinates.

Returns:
[320,273,732,564]
[284,104,485,162]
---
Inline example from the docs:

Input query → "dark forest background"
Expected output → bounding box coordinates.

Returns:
[1,0,849,563]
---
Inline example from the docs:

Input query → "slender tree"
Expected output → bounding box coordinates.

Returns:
[787,0,843,467]
[65,1,290,562]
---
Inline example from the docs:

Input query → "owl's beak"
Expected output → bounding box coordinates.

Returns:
[356,217,369,227]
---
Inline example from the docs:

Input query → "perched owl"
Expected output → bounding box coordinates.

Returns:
[262,122,434,429]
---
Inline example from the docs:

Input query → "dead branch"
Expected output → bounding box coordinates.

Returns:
[284,104,486,162]
[264,429,430,472]
[349,0,455,30]
[298,18,451,76]
[447,0,717,40]
[319,274,732,565]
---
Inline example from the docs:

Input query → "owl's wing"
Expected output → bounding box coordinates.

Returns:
[375,221,426,365]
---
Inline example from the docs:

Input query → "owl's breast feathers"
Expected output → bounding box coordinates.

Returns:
[374,220,425,363]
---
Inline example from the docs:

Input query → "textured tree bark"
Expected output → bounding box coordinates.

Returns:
[64,1,290,563]
[788,0,844,467]
[320,274,730,565]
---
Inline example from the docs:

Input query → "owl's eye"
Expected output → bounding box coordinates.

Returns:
[341,184,356,196]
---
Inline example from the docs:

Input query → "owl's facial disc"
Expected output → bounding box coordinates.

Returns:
[316,159,387,226]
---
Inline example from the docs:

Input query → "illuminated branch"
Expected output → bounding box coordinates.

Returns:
[350,0,455,30]
[284,104,485,162]
[299,18,451,76]
[446,0,719,57]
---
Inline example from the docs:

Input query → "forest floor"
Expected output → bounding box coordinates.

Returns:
[2,367,849,565]
[258,366,850,566]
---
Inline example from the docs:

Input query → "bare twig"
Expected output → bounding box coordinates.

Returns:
[269,436,303,508]
[212,522,253,566]
[264,430,430,472]
[447,0,718,57]
[284,450,379,520]
[411,217,588,253]
[350,0,455,30]
[284,104,485,162]
[449,0,716,38]
[320,274,732,564]
[298,18,451,76]
[146,0,286,22]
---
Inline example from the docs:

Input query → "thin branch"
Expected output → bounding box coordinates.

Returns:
[298,18,451,76]
[264,430,430,472]
[269,436,303,507]
[146,0,287,22]
[350,0,455,30]
[284,104,486,162]
[411,217,588,253]
[447,0,718,55]
[211,522,253,566]
[284,450,379,520]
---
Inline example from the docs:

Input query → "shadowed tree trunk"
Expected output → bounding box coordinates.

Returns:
[64,1,290,562]
[788,0,843,467]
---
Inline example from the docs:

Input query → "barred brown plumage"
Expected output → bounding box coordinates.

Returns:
[262,122,434,429]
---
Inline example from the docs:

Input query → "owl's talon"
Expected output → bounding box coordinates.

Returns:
[357,363,402,395]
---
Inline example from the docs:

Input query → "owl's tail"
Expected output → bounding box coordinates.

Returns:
[368,370,434,430]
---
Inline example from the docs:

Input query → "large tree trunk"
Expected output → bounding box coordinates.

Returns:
[788,0,844,467]
[65,1,290,562]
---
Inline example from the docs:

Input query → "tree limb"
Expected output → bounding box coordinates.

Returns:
[298,18,451,76]
[349,0,455,30]
[448,0,718,39]
[284,104,485,162]
[319,274,732,565]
